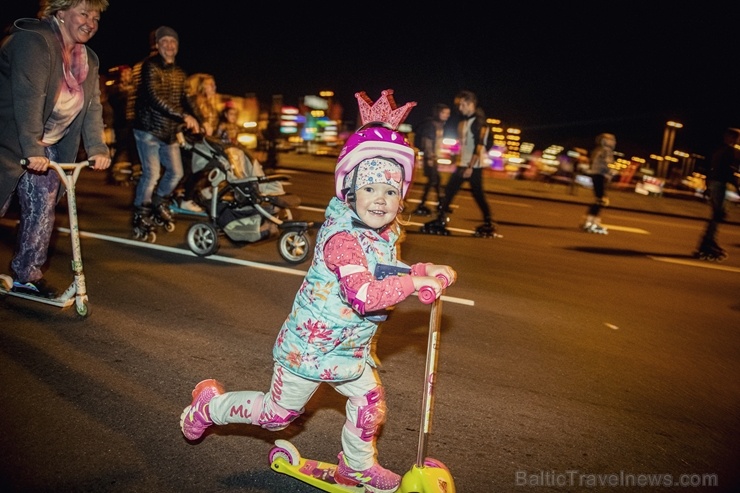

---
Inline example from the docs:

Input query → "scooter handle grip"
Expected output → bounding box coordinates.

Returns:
[417,274,450,304]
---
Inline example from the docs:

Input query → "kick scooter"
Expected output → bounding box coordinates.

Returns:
[0,160,94,318]
[269,276,455,492]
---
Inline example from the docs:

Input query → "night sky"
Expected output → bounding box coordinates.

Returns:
[3,2,739,162]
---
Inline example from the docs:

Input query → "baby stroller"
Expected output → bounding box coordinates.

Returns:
[176,131,312,264]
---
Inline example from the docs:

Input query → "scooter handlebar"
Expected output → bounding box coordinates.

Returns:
[417,274,450,304]
[20,159,94,170]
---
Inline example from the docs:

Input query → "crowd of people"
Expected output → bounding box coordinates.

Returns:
[97,25,270,236]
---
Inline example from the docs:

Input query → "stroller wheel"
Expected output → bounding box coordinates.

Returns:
[187,222,220,257]
[278,230,311,265]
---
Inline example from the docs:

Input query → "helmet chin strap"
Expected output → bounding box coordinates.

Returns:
[344,166,359,207]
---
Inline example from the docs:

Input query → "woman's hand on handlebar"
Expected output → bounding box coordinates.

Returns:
[23,156,50,172]
[87,153,111,170]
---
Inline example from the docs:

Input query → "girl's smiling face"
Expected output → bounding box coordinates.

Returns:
[353,183,401,230]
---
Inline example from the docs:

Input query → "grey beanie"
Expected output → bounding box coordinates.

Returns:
[155,26,179,43]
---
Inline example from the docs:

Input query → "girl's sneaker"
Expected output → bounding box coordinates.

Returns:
[335,452,401,493]
[180,379,224,440]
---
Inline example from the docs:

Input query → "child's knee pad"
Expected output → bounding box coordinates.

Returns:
[344,386,387,442]
[256,394,302,431]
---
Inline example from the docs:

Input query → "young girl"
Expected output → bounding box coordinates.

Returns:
[180,89,457,493]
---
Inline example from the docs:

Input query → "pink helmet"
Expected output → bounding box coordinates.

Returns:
[335,123,416,200]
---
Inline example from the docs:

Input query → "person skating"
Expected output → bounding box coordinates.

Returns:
[693,127,740,260]
[582,133,616,234]
[412,103,450,216]
[421,90,496,237]
[130,26,199,239]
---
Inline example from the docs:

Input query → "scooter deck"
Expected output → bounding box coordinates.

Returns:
[270,455,364,492]
[169,203,208,218]
[0,274,72,306]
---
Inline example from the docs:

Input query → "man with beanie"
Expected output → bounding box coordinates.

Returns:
[130,25,199,240]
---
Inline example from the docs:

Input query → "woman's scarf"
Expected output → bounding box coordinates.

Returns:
[41,16,88,144]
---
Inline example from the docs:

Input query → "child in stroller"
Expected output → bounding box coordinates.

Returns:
[176,131,313,264]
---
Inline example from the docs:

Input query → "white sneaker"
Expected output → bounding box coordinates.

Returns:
[180,200,204,213]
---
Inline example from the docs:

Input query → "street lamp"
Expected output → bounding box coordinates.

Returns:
[660,121,682,178]
[674,150,690,178]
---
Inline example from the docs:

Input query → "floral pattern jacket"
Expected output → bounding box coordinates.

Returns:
[273,197,427,382]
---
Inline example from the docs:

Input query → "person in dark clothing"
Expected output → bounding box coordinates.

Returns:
[421,90,496,238]
[130,25,199,238]
[412,103,450,216]
[693,127,740,260]
[106,64,139,185]
[262,112,280,172]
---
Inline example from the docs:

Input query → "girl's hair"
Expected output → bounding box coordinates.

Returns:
[39,0,109,17]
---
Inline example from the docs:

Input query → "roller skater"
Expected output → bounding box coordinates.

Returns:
[151,194,175,232]
[693,127,740,261]
[132,205,157,242]
[130,25,200,242]
[420,91,497,239]
[581,133,615,235]
[412,103,450,217]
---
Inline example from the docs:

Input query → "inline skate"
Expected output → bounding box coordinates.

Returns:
[693,242,728,262]
[473,219,498,238]
[132,205,157,242]
[152,194,176,233]
[420,211,450,235]
[582,215,608,234]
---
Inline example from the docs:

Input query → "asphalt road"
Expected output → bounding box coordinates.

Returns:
[1,166,738,492]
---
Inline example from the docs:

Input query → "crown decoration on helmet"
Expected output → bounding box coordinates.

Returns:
[355,89,416,129]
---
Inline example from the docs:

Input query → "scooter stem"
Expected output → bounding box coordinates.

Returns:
[416,294,443,467]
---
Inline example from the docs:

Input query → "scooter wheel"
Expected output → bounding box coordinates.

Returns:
[75,299,91,318]
[423,457,450,471]
[269,439,300,466]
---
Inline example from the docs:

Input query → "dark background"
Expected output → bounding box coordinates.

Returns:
[2,2,739,160]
